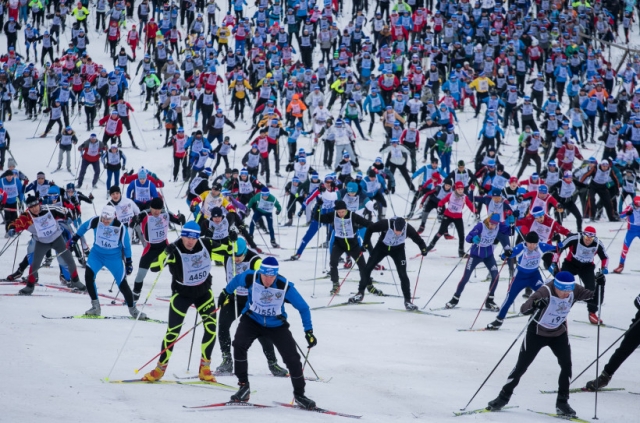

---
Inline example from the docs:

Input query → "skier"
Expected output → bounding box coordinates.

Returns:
[612,196,640,274]
[444,214,512,310]
[557,227,609,324]
[142,221,227,382]
[70,205,146,319]
[215,238,288,377]
[247,187,281,248]
[129,197,185,301]
[424,181,476,258]
[222,256,317,409]
[486,232,558,330]
[350,217,428,310]
[11,195,85,295]
[487,271,603,418]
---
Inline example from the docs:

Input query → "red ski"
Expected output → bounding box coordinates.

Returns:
[183,401,274,410]
[273,401,362,419]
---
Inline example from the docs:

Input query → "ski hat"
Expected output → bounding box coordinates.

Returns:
[454,181,464,189]
[109,186,121,194]
[554,271,575,292]
[347,182,358,193]
[538,185,548,194]
[583,226,597,237]
[525,232,539,243]
[181,221,201,238]
[563,171,572,179]
[234,238,247,256]
[531,206,545,218]
[334,200,347,210]
[259,256,279,276]
[491,188,502,196]
[101,205,116,220]
[392,217,406,232]
[240,168,249,176]
[210,207,223,218]
[487,159,496,167]
[7,158,16,167]
[261,187,270,195]
[138,169,148,179]
[509,176,518,183]
[150,197,164,210]
[25,195,40,208]
[531,172,539,180]
[292,176,300,183]
[489,213,501,224]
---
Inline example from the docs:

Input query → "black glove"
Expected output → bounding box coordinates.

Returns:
[595,271,606,287]
[305,330,317,348]
[190,203,197,213]
[218,290,231,308]
[318,184,326,192]
[129,214,139,226]
[516,195,523,203]
[552,233,562,243]
[125,258,133,275]
[503,248,513,258]
[88,193,94,200]
[533,297,549,310]
[627,209,634,216]
[165,243,178,256]
[634,294,640,310]
[297,209,304,217]
[512,209,520,218]
[437,206,444,215]
[421,247,428,256]
[178,213,186,225]
[276,209,281,215]
[121,164,126,171]
[229,225,239,241]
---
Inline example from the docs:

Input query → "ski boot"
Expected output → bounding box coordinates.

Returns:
[555,398,576,417]
[458,250,469,258]
[230,382,251,402]
[613,264,624,274]
[85,299,101,316]
[486,391,510,411]
[417,225,425,235]
[348,291,364,303]
[284,219,293,227]
[199,359,217,382]
[289,254,300,261]
[486,318,503,330]
[294,394,316,410]
[18,284,35,295]
[443,233,455,240]
[216,353,233,374]
[404,301,418,311]
[522,287,532,298]
[367,284,384,296]
[585,370,612,391]
[69,278,86,291]
[588,312,603,325]
[445,296,459,309]
[268,361,289,377]
[485,296,499,311]
[270,239,279,248]
[330,282,340,295]
[6,269,23,281]
[129,306,147,320]
[43,256,54,267]
[59,274,71,287]
[142,363,167,382]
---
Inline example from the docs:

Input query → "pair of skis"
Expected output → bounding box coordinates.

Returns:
[455,406,590,422]
[183,400,361,419]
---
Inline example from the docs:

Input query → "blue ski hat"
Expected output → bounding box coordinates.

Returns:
[489,213,501,224]
[181,221,201,239]
[532,206,545,218]
[491,188,502,196]
[554,271,575,291]
[261,187,270,195]
[347,182,358,193]
[259,256,279,276]
[234,238,247,256]
[538,185,548,194]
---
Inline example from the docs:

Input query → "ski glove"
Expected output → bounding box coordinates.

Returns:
[305,330,317,348]
[125,258,133,275]
[502,248,513,258]
[601,268,609,275]
[67,234,80,249]
[533,297,549,310]
[229,225,239,241]
[634,295,640,310]
[595,271,606,286]
[165,243,178,257]
[552,233,562,243]
[421,247,428,256]
[472,235,481,244]
[506,215,515,225]
[177,213,186,225]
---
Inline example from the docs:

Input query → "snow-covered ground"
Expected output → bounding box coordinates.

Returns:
[1,5,639,423]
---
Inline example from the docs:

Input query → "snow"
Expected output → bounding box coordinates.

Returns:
[1,5,639,423]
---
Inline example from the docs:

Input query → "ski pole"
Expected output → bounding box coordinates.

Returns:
[326,253,362,307]
[294,214,301,247]
[47,143,58,167]
[11,231,21,270]
[570,315,640,385]
[593,283,604,420]
[460,311,537,411]
[312,207,321,297]
[421,246,471,310]
[108,278,116,293]
[295,341,320,380]
[0,232,19,257]
[185,311,198,373]
[412,255,424,303]
[468,259,508,330]
[105,257,168,381]
[386,256,400,296]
